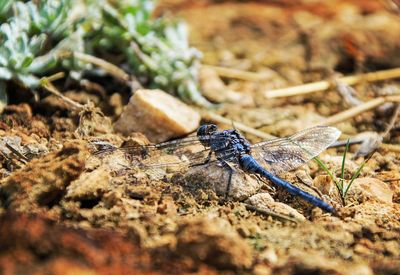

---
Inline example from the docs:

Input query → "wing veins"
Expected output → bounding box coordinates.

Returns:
[250,126,341,174]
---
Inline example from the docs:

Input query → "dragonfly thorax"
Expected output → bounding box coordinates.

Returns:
[211,129,252,157]
[226,129,252,155]
[197,124,251,159]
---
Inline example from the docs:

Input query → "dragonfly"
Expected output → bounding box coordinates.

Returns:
[93,124,341,213]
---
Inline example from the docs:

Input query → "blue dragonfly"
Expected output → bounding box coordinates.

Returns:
[93,124,341,213]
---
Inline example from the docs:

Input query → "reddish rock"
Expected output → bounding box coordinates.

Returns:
[0,212,157,274]
[0,212,218,274]
[176,217,253,270]
[0,142,88,218]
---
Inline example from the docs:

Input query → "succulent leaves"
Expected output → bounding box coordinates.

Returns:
[0,0,210,107]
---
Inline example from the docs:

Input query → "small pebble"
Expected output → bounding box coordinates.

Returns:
[246,193,306,221]
[246,192,275,205]
[346,177,393,204]
[114,89,201,143]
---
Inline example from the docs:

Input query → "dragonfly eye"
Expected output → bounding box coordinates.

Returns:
[197,124,218,136]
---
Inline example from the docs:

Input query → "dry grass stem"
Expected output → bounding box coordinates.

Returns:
[202,64,266,81]
[200,111,276,140]
[380,143,400,152]
[40,78,84,110]
[265,67,400,98]
[73,52,130,82]
[46,72,66,82]
[243,203,300,223]
[5,143,28,163]
[382,104,400,138]
[313,96,400,127]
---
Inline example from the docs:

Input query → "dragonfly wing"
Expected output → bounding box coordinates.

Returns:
[92,133,237,170]
[93,141,218,170]
[251,126,341,175]
[91,135,203,157]
[140,147,214,169]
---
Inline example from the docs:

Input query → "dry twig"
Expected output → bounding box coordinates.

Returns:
[265,67,400,98]
[5,143,28,164]
[59,51,142,89]
[46,72,66,82]
[312,96,400,127]
[202,64,266,82]
[73,52,130,82]
[382,104,400,138]
[40,77,84,110]
[380,143,400,152]
[322,99,400,156]
[243,203,300,223]
[201,111,276,140]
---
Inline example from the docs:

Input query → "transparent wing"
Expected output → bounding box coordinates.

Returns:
[91,134,228,170]
[91,135,202,156]
[251,126,341,175]
[140,148,215,169]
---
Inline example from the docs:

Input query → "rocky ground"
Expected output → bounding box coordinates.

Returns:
[1,0,400,274]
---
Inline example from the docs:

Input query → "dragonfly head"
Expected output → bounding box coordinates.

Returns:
[197,124,218,136]
[197,124,218,146]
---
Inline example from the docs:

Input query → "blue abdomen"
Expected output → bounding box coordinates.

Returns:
[239,154,335,213]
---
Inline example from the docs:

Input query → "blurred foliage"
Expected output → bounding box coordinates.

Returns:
[0,0,82,93]
[0,0,211,107]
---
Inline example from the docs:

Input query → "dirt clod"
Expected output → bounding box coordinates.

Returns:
[1,0,400,273]
[0,142,88,218]
[347,177,394,204]
[176,217,253,270]
[0,212,158,274]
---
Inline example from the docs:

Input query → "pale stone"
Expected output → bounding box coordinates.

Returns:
[267,202,306,221]
[114,89,201,143]
[246,192,275,205]
[246,193,306,221]
[346,177,393,204]
[259,248,278,264]
[176,162,263,201]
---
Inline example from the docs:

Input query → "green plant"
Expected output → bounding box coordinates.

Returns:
[0,0,82,98]
[0,20,46,88]
[313,140,369,205]
[91,0,211,106]
[248,234,266,252]
[0,0,212,107]
[0,0,12,18]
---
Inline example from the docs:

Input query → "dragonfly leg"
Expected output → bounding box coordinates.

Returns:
[218,160,236,200]
[225,168,233,200]
[188,150,213,168]
[253,174,276,192]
